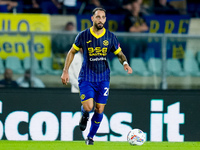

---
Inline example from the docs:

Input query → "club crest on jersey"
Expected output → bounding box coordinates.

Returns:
[81,94,86,100]
[103,40,109,46]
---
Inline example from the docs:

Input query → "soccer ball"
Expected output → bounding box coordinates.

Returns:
[127,129,146,146]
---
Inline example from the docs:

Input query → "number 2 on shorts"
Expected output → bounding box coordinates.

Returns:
[104,87,109,96]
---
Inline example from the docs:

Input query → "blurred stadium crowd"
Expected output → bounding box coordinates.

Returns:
[0,0,199,17]
[1,0,200,90]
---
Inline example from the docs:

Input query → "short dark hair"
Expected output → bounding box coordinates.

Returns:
[92,7,106,15]
[66,21,74,26]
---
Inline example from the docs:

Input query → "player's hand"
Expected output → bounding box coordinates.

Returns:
[124,64,133,74]
[61,71,69,85]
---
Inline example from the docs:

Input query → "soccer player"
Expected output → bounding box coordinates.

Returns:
[61,7,132,145]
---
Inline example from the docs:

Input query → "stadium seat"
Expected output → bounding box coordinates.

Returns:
[167,59,187,76]
[41,57,62,75]
[5,56,24,74]
[184,50,195,59]
[147,58,162,76]
[23,57,45,75]
[130,58,152,76]
[184,58,200,76]
[111,57,128,76]
[0,57,5,74]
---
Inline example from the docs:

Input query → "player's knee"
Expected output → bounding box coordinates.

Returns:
[82,99,94,112]
[95,104,105,114]
[83,105,93,112]
[95,107,104,114]
[85,107,93,112]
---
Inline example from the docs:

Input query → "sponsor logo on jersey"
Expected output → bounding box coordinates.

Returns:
[86,40,92,44]
[90,57,106,61]
[88,47,108,56]
[94,121,101,124]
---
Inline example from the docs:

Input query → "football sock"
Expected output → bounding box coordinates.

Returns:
[81,105,89,118]
[87,111,103,138]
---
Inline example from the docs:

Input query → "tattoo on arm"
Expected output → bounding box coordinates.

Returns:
[117,51,127,65]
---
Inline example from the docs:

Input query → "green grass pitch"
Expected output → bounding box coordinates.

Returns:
[0,141,199,150]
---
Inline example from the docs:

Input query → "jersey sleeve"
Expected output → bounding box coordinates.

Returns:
[72,33,82,51]
[111,34,121,55]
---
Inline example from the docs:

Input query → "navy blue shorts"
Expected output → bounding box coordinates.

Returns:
[79,81,110,105]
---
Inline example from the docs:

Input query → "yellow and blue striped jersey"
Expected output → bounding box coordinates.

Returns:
[73,27,121,82]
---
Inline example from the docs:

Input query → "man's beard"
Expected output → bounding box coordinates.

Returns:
[94,22,104,30]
